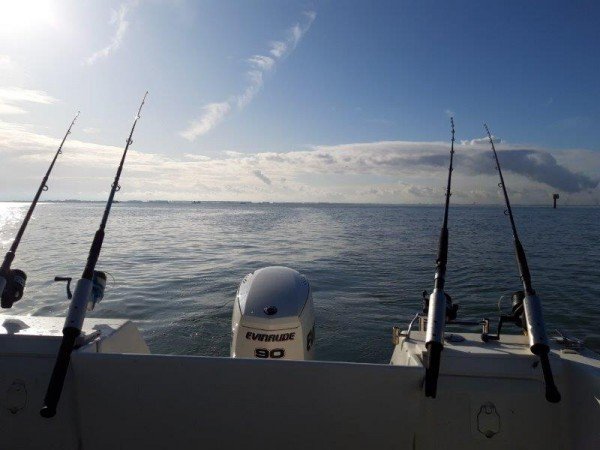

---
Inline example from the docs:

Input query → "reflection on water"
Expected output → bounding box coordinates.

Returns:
[0,202,598,362]
[0,203,27,246]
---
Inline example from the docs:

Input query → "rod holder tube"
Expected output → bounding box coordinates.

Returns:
[523,294,550,351]
[426,290,447,346]
[0,277,6,298]
[425,290,447,398]
[64,279,93,331]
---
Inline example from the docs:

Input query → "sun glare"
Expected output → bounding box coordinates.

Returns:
[0,0,58,33]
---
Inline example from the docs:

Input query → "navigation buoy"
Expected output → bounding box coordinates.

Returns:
[553,193,560,209]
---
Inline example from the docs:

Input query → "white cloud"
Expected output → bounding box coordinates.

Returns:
[180,11,316,140]
[84,1,137,65]
[236,70,264,109]
[0,87,57,116]
[247,55,275,71]
[82,127,101,135]
[180,102,231,141]
[462,136,501,146]
[183,153,211,161]
[269,41,287,59]
[0,87,56,105]
[1,119,598,204]
[0,104,27,115]
[0,55,13,69]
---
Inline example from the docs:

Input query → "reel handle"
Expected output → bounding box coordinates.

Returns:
[54,277,73,299]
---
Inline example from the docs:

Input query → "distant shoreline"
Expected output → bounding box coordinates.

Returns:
[0,200,598,208]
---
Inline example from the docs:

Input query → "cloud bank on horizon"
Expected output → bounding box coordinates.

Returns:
[0,119,598,205]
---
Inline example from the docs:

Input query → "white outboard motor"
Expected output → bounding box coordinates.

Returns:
[231,266,315,360]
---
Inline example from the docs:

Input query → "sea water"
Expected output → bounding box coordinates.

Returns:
[0,201,598,362]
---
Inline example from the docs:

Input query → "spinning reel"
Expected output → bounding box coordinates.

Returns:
[422,289,459,322]
[1,269,27,309]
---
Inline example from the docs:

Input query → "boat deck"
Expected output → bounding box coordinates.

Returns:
[0,315,598,449]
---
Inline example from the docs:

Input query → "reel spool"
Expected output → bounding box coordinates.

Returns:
[510,290,526,330]
[88,270,107,310]
[1,269,27,309]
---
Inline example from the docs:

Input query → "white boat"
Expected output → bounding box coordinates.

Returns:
[0,266,598,449]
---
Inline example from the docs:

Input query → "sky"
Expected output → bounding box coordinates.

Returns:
[0,0,599,204]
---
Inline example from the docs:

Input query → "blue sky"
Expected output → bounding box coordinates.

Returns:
[0,0,598,204]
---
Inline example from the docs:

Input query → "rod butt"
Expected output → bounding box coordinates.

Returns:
[424,343,443,398]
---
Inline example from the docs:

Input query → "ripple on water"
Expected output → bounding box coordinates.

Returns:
[0,202,598,362]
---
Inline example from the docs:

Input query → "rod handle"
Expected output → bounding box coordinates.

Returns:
[0,276,6,299]
[539,352,561,403]
[40,328,79,418]
[424,342,442,398]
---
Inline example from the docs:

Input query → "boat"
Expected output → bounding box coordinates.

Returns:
[0,106,598,449]
[0,279,598,449]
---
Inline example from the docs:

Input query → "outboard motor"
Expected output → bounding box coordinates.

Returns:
[231,266,315,360]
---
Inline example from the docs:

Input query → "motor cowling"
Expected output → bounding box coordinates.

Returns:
[231,266,315,360]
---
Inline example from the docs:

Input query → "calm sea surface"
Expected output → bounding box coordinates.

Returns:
[0,202,598,361]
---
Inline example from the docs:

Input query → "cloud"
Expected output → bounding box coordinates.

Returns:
[180,11,316,140]
[0,87,56,105]
[253,169,272,185]
[0,104,27,115]
[183,153,211,161]
[180,102,231,141]
[268,10,316,61]
[0,87,57,115]
[247,55,275,71]
[0,55,13,69]
[462,135,501,146]
[84,1,137,65]
[465,150,598,193]
[1,119,598,204]
[82,127,101,135]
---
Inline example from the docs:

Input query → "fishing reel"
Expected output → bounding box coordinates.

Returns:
[54,270,107,310]
[1,269,27,309]
[422,290,459,321]
[508,291,526,330]
[482,290,527,342]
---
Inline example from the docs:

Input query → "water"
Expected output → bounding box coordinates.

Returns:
[0,202,598,362]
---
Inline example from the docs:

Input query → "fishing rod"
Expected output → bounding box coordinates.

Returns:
[424,117,458,398]
[40,92,148,418]
[484,124,561,403]
[0,111,80,309]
